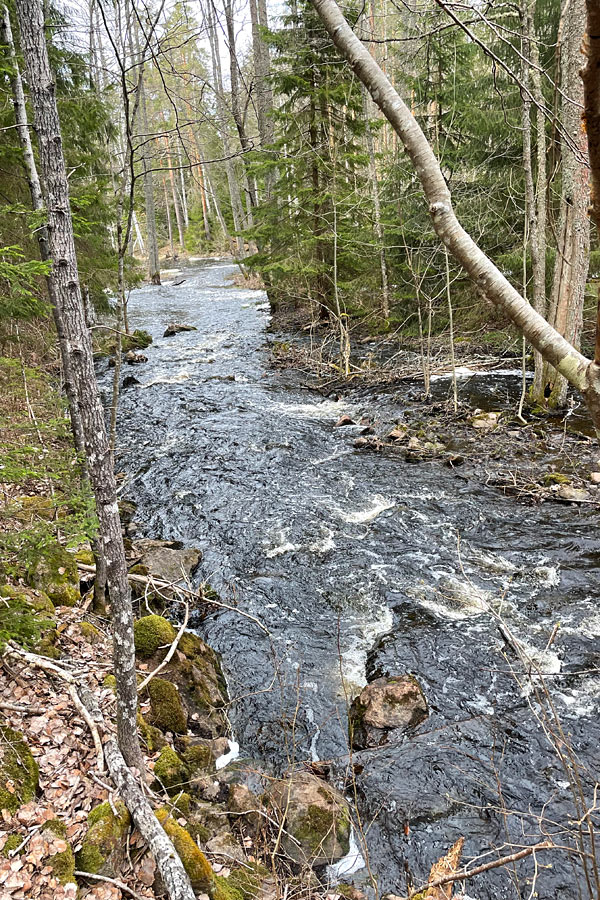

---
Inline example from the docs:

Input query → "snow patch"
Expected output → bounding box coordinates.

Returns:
[215,739,240,771]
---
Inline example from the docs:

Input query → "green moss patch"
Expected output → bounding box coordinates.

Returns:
[134,614,176,659]
[147,678,188,734]
[76,801,130,875]
[155,808,214,891]
[153,746,190,792]
[0,723,39,813]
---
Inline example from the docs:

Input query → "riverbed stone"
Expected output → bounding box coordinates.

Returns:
[266,771,351,867]
[556,484,590,503]
[132,538,201,584]
[470,410,500,431]
[349,675,428,749]
[335,414,355,427]
[164,323,198,336]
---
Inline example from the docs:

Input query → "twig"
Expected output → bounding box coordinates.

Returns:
[8,824,41,858]
[138,601,189,692]
[0,700,45,714]
[406,841,553,898]
[75,870,147,900]
[76,562,270,635]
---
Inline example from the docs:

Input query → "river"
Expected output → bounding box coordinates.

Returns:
[109,258,600,900]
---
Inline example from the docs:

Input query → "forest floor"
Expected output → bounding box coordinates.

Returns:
[267,311,600,510]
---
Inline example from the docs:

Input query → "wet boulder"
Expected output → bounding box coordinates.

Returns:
[349,675,428,750]
[125,350,147,364]
[266,771,351,867]
[469,410,500,431]
[131,538,201,585]
[163,323,198,337]
[335,414,355,427]
[555,484,590,503]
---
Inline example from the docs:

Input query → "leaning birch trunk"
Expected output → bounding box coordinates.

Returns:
[0,4,85,455]
[14,0,144,772]
[546,0,590,408]
[309,0,600,431]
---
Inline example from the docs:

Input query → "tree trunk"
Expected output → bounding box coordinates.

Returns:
[522,0,547,401]
[362,86,389,320]
[545,0,590,408]
[0,4,85,455]
[206,1,245,257]
[134,24,161,285]
[309,0,600,430]
[583,1,600,367]
[164,133,185,247]
[15,0,144,772]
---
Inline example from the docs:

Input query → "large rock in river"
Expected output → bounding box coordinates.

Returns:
[266,771,351,867]
[132,538,201,584]
[164,323,197,336]
[349,675,427,749]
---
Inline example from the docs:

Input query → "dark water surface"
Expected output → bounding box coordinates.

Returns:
[112,259,600,899]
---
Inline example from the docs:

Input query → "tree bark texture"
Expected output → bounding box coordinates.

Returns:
[14,0,144,771]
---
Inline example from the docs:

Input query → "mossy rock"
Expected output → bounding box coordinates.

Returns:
[41,819,75,885]
[25,541,80,608]
[137,711,167,752]
[74,547,95,567]
[147,678,188,734]
[134,615,176,659]
[123,329,153,352]
[0,723,39,813]
[1,833,22,857]
[155,808,214,892]
[76,801,131,876]
[543,472,571,486]
[227,863,270,900]
[213,874,245,900]
[103,674,117,692]
[267,772,351,867]
[0,584,56,655]
[181,741,215,775]
[153,746,190,792]
[78,621,102,644]
[12,495,64,523]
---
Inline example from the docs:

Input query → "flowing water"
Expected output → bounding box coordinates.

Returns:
[109,259,600,900]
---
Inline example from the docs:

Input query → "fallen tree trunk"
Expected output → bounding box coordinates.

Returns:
[309,0,600,433]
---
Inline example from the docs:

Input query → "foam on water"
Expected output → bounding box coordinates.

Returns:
[326,828,366,881]
[335,494,395,524]
[215,739,240,771]
[141,369,190,387]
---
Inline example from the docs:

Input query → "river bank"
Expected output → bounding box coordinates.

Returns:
[107,258,600,900]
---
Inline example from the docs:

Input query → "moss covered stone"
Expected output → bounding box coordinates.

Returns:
[1,834,22,857]
[153,746,190,792]
[137,711,167,752]
[147,678,188,734]
[134,615,176,659]
[226,863,269,900]
[76,801,130,876]
[42,819,75,885]
[103,674,117,691]
[78,621,102,644]
[267,772,350,867]
[213,874,245,900]
[0,723,38,813]
[155,808,214,892]
[25,541,80,608]
[182,742,214,774]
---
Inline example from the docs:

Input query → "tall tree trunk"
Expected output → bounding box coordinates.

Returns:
[134,25,161,284]
[206,1,245,257]
[545,0,590,408]
[163,174,175,255]
[362,87,389,320]
[309,0,600,430]
[249,0,275,195]
[15,0,144,772]
[523,0,547,401]
[164,133,185,247]
[0,4,85,455]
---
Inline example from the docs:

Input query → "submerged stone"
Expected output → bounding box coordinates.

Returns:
[349,675,428,749]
